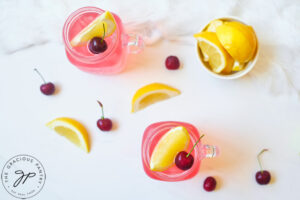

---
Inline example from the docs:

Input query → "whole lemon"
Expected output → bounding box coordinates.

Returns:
[216,21,257,63]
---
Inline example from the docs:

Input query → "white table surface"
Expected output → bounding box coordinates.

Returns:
[1,0,300,199]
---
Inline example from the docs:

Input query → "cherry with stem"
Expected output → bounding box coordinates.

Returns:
[175,134,205,170]
[96,100,112,131]
[34,68,55,95]
[89,23,108,54]
[255,148,271,185]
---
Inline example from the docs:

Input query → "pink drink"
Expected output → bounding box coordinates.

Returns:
[142,121,219,181]
[63,7,143,74]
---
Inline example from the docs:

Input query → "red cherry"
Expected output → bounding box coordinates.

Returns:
[165,56,180,70]
[96,101,112,132]
[34,68,55,95]
[175,151,194,170]
[255,149,271,185]
[175,135,204,170]
[97,118,112,131]
[255,170,271,185]
[89,37,107,54]
[40,83,55,95]
[203,176,217,192]
[88,24,108,54]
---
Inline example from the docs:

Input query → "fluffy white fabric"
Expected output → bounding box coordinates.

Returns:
[0,0,299,96]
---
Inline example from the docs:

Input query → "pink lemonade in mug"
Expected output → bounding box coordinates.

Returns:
[63,7,143,74]
[142,121,219,181]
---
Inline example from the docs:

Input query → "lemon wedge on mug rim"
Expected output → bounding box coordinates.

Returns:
[150,126,190,171]
[70,11,117,47]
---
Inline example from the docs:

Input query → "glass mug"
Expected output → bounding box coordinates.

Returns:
[63,7,144,74]
[141,121,219,181]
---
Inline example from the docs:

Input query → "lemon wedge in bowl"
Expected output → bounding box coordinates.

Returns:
[216,21,257,63]
[194,31,233,74]
[205,19,223,32]
[70,11,117,47]
[150,126,190,171]
[46,117,90,153]
[131,83,180,113]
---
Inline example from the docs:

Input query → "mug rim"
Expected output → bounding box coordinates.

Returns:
[195,16,259,80]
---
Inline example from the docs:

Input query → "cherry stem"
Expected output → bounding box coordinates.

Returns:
[257,148,268,174]
[34,68,46,83]
[186,134,205,158]
[97,100,105,120]
[102,23,106,43]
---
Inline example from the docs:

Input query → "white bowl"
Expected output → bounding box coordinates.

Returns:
[195,17,259,80]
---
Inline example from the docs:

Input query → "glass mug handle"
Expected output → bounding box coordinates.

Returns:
[202,144,220,158]
[126,34,144,54]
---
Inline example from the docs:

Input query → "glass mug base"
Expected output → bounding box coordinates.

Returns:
[141,121,219,182]
[63,7,143,75]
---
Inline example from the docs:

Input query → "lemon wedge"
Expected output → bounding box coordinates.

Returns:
[131,83,180,113]
[206,19,223,32]
[150,126,190,171]
[46,117,90,153]
[70,11,117,47]
[216,21,257,63]
[194,32,233,74]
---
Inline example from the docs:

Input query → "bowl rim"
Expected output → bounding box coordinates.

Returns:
[195,16,260,80]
